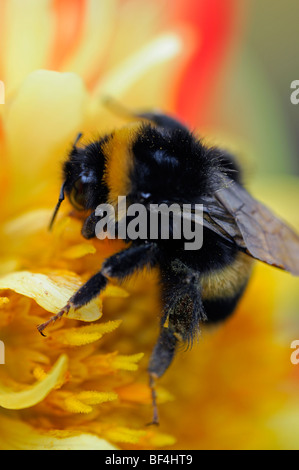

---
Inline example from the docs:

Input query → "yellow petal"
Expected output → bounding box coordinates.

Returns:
[6,70,87,187]
[0,297,9,307]
[2,209,52,238]
[146,432,176,448]
[52,320,122,346]
[0,414,116,450]
[101,0,163,71]
[105,427,146,444]
[0,259,20,277]
[63,243,96,259]
[61,0,117,81]
[92,33,182,99]
[0,354,68,409]
[102,284,129,299]
[3,0,54,92]
[0,270,102,322]
[267,407,299,450]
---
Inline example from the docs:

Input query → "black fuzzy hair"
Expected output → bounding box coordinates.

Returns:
[130,123,240,203]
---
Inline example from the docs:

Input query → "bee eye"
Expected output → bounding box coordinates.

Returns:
[69,179,86,211]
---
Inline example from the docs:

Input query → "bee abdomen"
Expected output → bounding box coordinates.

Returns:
[201,252,254,323]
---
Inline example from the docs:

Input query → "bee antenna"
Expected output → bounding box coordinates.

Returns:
[49,182,66,231]
[102,96,134,119]
[73,132,83,148]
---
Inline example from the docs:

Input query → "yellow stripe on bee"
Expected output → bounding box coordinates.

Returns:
[103,123,141,205]
[201,252,254,300]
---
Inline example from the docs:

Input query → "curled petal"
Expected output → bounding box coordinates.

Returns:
[0,354,68,410]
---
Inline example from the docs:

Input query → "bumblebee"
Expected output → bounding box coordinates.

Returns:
[38,101,299,424]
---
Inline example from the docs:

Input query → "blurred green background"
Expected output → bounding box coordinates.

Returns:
[209,0,299,178]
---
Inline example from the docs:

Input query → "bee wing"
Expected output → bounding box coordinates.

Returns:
[185,202,242,245]
[213,179,299,275]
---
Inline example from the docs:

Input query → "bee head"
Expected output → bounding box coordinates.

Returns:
[49,133,108,230]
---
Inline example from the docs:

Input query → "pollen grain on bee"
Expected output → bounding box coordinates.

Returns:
[94,196,204,251]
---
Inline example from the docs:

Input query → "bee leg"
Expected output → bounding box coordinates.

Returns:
[37,271,108,336]
[37,242,159,336]
[36,304,72,336]
[81,211,98,239]
[147,259,206,424]
[147,326,178,425]
[101,241,159,279]
[81,209,124,240]
[147,372,162,426]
